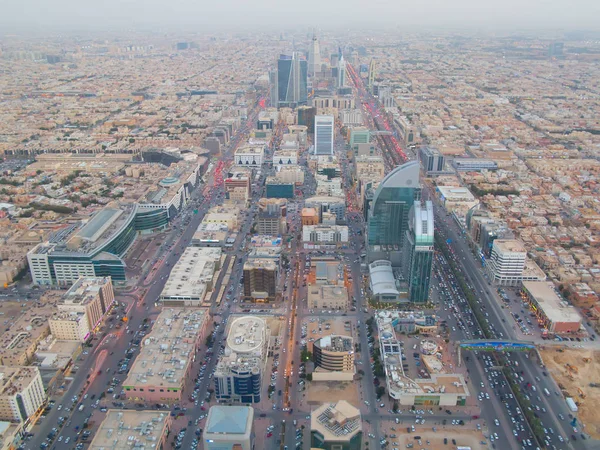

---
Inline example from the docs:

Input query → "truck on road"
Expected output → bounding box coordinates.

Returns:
[566,397,578,412]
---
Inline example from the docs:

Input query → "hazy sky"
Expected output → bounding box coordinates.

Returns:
[1,0,599,32]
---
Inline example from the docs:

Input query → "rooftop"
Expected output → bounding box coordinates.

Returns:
[369,260,400,296]
[523,281,583,324]
[311,401,361,442]
[62,277,111,306]
[160,247,221,301]
[494,239,526,254]
[205,406,253,435]
[123,308,207,389]
[314,335,353,353]
[0,366,40,397]
[88,409,170,450]
[226,316,267,354]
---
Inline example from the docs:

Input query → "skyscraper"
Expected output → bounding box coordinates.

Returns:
[277,53,308,108]
[308,32,322,76]
[405,201,434,303]
[368,58,376,92]
[314,115,334,155]
[366,161,420,265]
[338,55,346,88]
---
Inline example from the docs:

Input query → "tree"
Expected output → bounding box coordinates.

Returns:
[375,386,386,399]
[305,373,313,382]
[392,400,399,413]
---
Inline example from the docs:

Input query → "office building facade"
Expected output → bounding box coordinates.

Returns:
[277,53,308,108]
[0,366,45,423]
[486,239,527,286]
[367,161,420,265]
[314,115,335,156]
[405,201,434,303]
[243,259,278,302]
[420,146,446,174]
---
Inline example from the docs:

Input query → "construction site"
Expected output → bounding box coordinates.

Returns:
[539,347,600,439]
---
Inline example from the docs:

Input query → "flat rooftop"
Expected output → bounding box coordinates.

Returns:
[226,316,267,354]
[235,145,264,155]
[314,335,353,353]
[311,401,361,442]
[63,277,111,305]
[161,247,221,301]
[0,366,39,397]
[523,281,583,324]
[494,239,526,254]
[123,308,207,389]
[89,409,170,450]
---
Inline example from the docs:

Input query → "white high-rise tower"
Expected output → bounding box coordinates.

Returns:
[308,32,321,76]
[338,55,346,88]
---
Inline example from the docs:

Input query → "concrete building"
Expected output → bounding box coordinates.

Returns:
[312,335,355,381]
[350,127,370,149]
[303,225,349,245]
[522,281,583,334]
[224,170,251,202]
[204,406,255,450]
[452,158,498,172]
[48,311,89,342]
[308,285,349,310]
[234,145,265,167]
[57,277,114,334]
[191,222,229,248]
[305,196,346,222]
[275,165,305,185]
[369,260,401,303]
[420,146,446,174]
[314,116,334,156]
[301,208,319,225]
[214,316,269,404]
[243,259,278,302]
[376,312,468,406]
[311,401,362,450]
[486,240,527,286]
[273,149,298,166]
[123,308,208,402]
[257,198,287,236]
[159,247,221,306]
[0,366,45,423]
[436,186,478,214]
[89,410,172,450]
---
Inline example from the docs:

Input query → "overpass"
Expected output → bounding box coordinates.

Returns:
[457,340,537,366]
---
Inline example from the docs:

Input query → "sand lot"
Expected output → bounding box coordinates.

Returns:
[384,428,487,450]
[540,347,600,439]
[306,380,359,406]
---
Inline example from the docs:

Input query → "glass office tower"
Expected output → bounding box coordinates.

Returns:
[405,200,435,303]
[367,161,420,252]
[277,53,307,108]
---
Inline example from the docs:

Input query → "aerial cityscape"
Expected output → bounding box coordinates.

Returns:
[1,15,600,450]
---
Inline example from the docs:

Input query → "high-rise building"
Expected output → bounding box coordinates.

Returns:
[486,240,527,286]
[214,316,268,403]
[368,58,376,92]
[338,55,346,88]
[314,115,334,155]
[277,53,308,108]
[308,32,322,76]
[0,366,45,423]
[405,201,434,303]
[420,146,446,174]
[243,259,278,302]
[367,161,420,265]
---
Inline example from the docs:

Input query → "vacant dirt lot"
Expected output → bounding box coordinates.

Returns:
[540,347,600,439]
[306,380,359,406]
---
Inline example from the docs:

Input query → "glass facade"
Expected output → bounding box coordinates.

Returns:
[367,162,420,250]
[406,201,434,303]
[277,53,307,107]
[135,208,168,231]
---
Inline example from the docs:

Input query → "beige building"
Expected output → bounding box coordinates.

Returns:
[49,311,89,342]
[311,401,362,449]
[312,335,355,381]
[58,277,114,332]
[204,406,255,450]
[89,409,172,450]
[123,308,208,402]
[0,366,45,423]
[308,285,348,310]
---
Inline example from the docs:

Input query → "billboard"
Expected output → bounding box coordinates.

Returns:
[459,341,535,352]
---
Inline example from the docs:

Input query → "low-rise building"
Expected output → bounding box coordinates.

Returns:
[48,311,89,342]
[486,240,527,286]
[436,186,478,214]
[522,281,583,334]
[0,366,45,423]
[308,285,348,310]
[369,260,401,303]
[88,410,172,450]
[273,149,298,166]
[311,401,362,450]
[312,335,355,381]
[57,277,114,334]
[234,145,264,167]
[265,177,294,199]
[123,308,208,402]
[204,406,255,450]
[452,158,498,172]
[214,316,269,404]
[159,247,221,306]
[302,225,348,245]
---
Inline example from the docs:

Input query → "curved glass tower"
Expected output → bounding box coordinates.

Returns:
[367,161,420,258]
